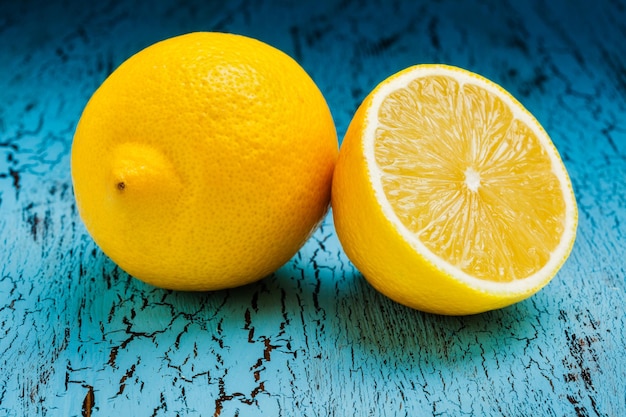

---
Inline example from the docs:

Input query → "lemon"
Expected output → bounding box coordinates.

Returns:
[331,64,578,315]
[71,32,338,291]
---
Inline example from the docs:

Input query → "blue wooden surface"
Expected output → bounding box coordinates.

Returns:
[1,0,625,416]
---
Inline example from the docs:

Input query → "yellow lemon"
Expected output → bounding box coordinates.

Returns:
[331,64,578,315]
[71,32,338,291]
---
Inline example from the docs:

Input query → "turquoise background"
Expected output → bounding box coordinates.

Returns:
[1,0,624,416]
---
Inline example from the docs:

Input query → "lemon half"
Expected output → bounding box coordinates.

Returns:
[332,64,578,315]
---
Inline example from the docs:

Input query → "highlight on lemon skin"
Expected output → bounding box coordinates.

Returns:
[71,32,338,291]
[331,64,578,315]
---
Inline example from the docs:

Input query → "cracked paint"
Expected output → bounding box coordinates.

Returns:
[1,0,625,416]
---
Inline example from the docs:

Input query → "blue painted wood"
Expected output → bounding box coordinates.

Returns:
[1,0,624,416]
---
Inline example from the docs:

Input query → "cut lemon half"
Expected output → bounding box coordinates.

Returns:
[331,64,578,315]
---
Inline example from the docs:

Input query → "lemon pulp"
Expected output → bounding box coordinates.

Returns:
[375,74,566,283]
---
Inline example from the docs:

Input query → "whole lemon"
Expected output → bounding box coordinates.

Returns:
[72,32,338,291]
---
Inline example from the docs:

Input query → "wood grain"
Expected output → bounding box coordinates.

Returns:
[1,0,624,416]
